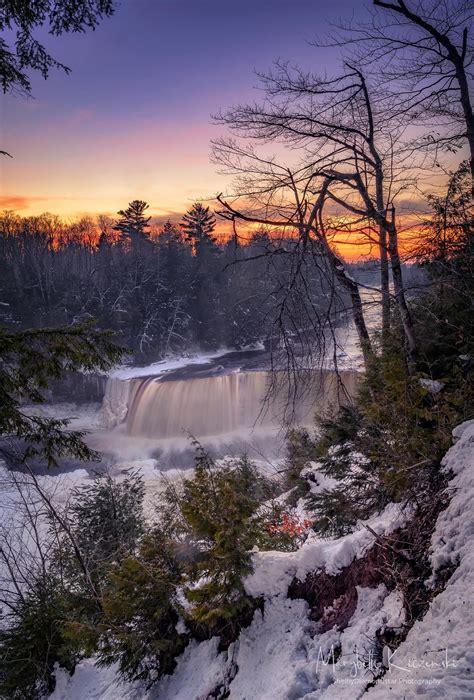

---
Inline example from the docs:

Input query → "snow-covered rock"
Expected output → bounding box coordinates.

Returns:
[245,502,409,599]
[419,378,444,395]
[365,419,474,698]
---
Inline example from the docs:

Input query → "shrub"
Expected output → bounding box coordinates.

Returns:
[88,530,185,686]
[302,350,462,537]
[283,427,318,499]
[261,508,312,551]
[0,576,78,699]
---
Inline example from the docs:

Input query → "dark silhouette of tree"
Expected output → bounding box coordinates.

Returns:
[114,200,151,247]
[160,219,183,245]
[375,0,473,194]
[329,0,473,196]
[213,55,424,368]
[0,0,116,96]
[0,323,124,466]
[0,209,349,359]
[180,204,222,347]
[180,203,217,252]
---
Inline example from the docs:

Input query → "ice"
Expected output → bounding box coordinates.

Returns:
[109,350,226,380]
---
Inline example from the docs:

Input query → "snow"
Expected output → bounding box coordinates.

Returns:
[46,420,474,699]
[23,401,103,431]
[224,590,401,699]
[50,660,145,700]
[419,378,444,395]
[245,502,409,598]
[365,419,474,698]
[228,597,318,699]
[315,587,405,699]
[152,638,234,699]
[109,351,227,380]
[51,639,232,700]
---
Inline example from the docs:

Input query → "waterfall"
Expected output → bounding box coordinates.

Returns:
[101,376,138,428]
[110,369,359,440]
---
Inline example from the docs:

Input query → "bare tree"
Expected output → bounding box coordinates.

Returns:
[329,0,473,195]
[213,60,419,366]
[213,141,374,371]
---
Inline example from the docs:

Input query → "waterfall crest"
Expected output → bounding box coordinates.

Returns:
[116,370,358,440]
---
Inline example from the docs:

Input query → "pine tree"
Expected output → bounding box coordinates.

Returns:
[180,204,222,347]
[0,0,116,97]
[177,446,261,630]
[0,575,78,699]
[160,219,183,245]
[89,530,185,685]
[0,323,124,467]
[66,471,145,585]
[180,203,217,251]
[114,200,151,248]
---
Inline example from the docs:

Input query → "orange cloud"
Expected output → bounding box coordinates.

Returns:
[0,195,49,210]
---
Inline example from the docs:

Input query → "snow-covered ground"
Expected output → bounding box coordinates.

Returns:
[48,421,474,699]
[109,349,234,380]
[365,420,474,699]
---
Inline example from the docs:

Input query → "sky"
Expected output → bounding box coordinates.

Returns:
[0,0,362,221]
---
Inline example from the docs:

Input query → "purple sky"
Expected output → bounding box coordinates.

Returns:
[1,0,365,218]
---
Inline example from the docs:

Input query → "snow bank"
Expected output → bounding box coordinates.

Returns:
[245,502,408,598]
[50,661,141,700]
[226,588,403,699]
[365,419,474,698]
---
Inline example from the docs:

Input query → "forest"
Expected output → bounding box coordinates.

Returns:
[0,202,352,358]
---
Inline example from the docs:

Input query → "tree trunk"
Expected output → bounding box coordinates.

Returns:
[374,163,391,346]
[328,250,374,367]
[453,53,474,198]
[316,207,374,368]
[386,208,417,370]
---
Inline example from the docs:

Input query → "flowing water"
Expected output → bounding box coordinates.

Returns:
[101,368,359,444]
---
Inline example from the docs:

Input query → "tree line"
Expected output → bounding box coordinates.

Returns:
[0,201,349,360]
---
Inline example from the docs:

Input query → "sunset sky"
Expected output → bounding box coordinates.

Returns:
[1,0,362,221]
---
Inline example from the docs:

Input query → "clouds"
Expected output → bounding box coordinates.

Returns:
[1,0,350,220]
[0,195,48,211]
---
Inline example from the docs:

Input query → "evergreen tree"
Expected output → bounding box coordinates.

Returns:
[65,471,145,585]
[114,200,151,247]
[180,202,217,251]
[180,204,223,347]
[84,530,185,686]
[0,323,124,466]
[160,219,183,245]
[0,1,116,96]
[415,161,473,377]
[0,575,78,699]
[177,446,261,630]
[302,349,464,538]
